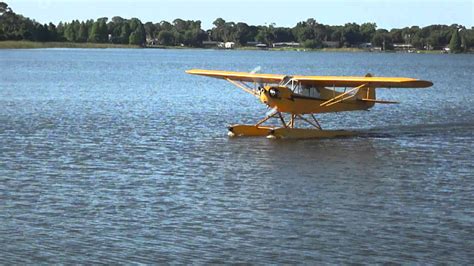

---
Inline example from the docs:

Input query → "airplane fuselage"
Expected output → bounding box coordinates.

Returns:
[259,85,375,114]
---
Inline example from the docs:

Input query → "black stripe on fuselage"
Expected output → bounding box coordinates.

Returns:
[290,94,324,101]
[290,94,364,106]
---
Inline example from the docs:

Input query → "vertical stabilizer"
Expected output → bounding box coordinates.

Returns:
[355,73,376,107]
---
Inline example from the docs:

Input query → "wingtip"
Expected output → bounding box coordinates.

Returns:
[421,80,434,88]
[185,69,199,74]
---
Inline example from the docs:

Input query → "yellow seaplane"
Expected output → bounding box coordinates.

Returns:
[186,69,433,139]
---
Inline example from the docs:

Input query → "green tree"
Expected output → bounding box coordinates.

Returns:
[33,23,50,41]
[159,20,173,31]
[157,30,174,46]
[88,18,108,43]
[211,18,225,40]
[0,2,12,14]
[173,18,188,32]
[462,28,474,51]
[47,23,57,41]
[360,23,376,43]
[411,34,424,49]
[98,18,109,42]
[120,23,131,44]
[303,39,322,48]
[427,31,442,49]
[449,29,462,53]
[342,23,362,46]
[182,29,206,47]
[128,18,145,45]
[144,22,157,40]
[64,23,77,41]
[108,16,124,41]
[129,30,141,45]
[234,22,250,45]
[372,29,393,50]
[256,24,275,45]
[77,22,88,42]
[273,27,294,42]
[292,19,326,43]
[112,16,125,24]
[390,28,404,43]
[211,20,237,42]
[87,21,100,42]
[327,25,344,45]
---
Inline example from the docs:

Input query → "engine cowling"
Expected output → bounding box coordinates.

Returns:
[259,86,293,111]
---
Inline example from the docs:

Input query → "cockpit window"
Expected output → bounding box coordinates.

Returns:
[297,86,320,98]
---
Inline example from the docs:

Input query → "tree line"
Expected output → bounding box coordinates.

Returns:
[0,2,472,52]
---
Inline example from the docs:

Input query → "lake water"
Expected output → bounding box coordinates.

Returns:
[1,48,473,264]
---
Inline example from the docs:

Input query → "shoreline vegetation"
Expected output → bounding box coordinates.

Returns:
[0,40,139,49]
[0,40,451,54]
[1,2,472,53]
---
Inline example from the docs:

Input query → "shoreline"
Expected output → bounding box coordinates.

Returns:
[0,40,457,54]
[0,41,140,49]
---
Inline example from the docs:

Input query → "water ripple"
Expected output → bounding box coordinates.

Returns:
[1,49,473,264]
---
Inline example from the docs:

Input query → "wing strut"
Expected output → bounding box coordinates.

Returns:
[226,78,259,97]
[320,83,367,107]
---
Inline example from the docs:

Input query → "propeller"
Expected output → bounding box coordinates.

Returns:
[250,66,261,74]
[250,66,279,115]
[249,66,264,94]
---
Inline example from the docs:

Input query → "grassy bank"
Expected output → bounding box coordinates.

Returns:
[230,46,367,52]
[0,41,140,49]
[413,50,446,54]
[269,47,366,52]
[1,41,466,54]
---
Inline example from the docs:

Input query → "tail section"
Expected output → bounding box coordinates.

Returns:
[355,86,376,100]
[356,73,399,105]
[355,73,376,107]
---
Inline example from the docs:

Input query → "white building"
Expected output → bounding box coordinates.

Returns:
[224,42,235,49]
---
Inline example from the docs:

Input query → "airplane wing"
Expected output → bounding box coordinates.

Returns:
[186,69,433,88]
[186,69,286,84]
[292,75,433,88]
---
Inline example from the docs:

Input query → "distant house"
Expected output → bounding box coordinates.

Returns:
[256,43,268,49]
[393,43,413,50]
[224,42,235,49]
[217,42,235,49]
[147,38,158,45]
[359,42,372,49]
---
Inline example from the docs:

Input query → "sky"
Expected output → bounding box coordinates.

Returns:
[7,0,474,30]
